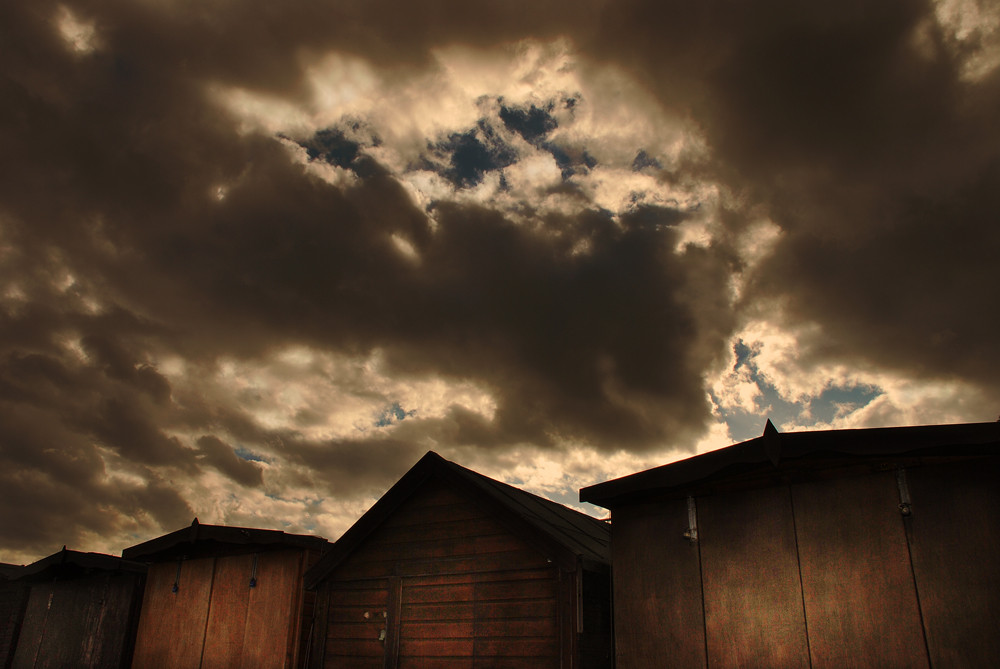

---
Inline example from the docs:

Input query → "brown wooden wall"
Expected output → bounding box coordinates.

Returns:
[0,579,30,669]
[313,480,573,669]
[10,572,144,669]
[611,457,1000,669]
[132,548,315,669]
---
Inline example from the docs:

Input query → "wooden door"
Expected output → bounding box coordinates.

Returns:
[792,471,928,668]
[611,500,705,669]
[905,459,1000,667]
[393,569,560,669]
[321,579,389,668]
[699,485,809,668]
[132,558,215,668]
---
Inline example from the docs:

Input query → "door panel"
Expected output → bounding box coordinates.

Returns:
[906,459,1000,667]
[132,558,215,668]
[793,472,928,668]
[699,486,809,668]
[322,580,388,669]
[612,501,706,669]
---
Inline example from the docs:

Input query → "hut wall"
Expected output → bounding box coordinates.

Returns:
[10,571,144,669]
[313,480,570,669]
[610,457,1000,669]
[0,579,30,669]
[131,548,315,669]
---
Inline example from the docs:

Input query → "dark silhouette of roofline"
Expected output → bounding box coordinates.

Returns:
[122,519,328,562]
[17,547,147,582]
[581,420,1000,507]
[304,451,610,590]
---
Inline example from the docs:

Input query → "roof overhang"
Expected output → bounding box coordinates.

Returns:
[581,420,1000,508]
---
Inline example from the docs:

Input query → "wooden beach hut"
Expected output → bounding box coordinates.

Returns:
[304,451,613,669]
[7,549,146,669]
[123,521,328,669]
[580,420,1000,669]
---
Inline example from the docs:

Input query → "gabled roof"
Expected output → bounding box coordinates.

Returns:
[17,547,147,582]
[305,451,610,589]
[581,420,1000,507]
[122,519,328,563]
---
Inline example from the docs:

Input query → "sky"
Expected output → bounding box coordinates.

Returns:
[2,0,1000,565]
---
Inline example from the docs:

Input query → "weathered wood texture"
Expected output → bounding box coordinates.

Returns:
[610,458,1000,669]
[132,557,215,668]
[318,481,565,668]
[906,459,1000,667]
[578,569,612,669]
[793,471,928,668]
[0,579,30,669]
[698,485,809,669]
[611,500,705,669]
[132,549,312,668]
[11,573,143,669]
[322,579,388,668]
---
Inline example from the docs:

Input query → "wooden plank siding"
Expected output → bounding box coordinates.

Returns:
[322,579,389,668]
[317,480,565,668]
[793,472,928,668]
[132,557,215,668]
[905,459,1000,667]
[611,500,705,669]
[584,422,1000,669]
[0,578,30,669]
[11,573,143,669]
[132,548,315,668]
[698,486,809,669]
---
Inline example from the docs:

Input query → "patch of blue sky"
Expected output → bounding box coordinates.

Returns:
[234,445,268,463]
[374,401,415,428]
[717,339,883,442]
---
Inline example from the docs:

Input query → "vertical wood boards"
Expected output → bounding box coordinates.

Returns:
[906,458,1000,667]
[793,471,928,668]
[134,550,309,669]
[11,575,140,669]
[0,579,30,668]
[611,500,705,669]
[243,550,306,668]
[201,554,254,669]
[80,574,142,669]
[698,486,809,668]
[132,558,215,668]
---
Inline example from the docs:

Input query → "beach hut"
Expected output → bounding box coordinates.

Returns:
[7,549,146,669]
[123,521,328,668]
[304,451,613,669]
[580,420,1000,668]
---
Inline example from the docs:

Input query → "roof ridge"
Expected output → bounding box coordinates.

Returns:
[441,458,610,556]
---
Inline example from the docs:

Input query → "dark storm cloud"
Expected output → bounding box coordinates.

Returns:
[587,0,1000,396]
[3,0,998,560]
[196,435,264,488]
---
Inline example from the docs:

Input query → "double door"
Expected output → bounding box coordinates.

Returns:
[322,567,560,669]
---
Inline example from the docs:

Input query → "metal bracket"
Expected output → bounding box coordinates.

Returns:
[171,558,182,593]
[683,496,699,543]
[896,468,913,517]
